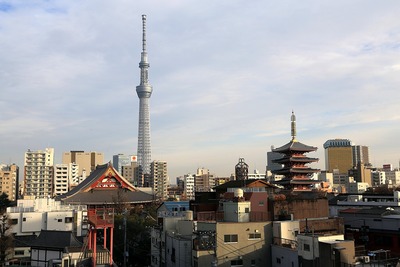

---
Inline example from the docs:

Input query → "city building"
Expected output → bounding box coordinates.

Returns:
[150,160,168,200]
[62,150,104,177]
[323,139,353,174]
[24,148,54,198]
[183,173,195,200]
[112,154,136,174]
[352,145,371,166]
[266,148,283,172]
[348,162,372,186]
[271,112,320,191]
[136,14,153,175]
[121,160,139,185]
[194,168,215,192]
[0,164,19,201]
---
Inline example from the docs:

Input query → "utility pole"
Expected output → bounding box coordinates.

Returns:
[123,210,127,267]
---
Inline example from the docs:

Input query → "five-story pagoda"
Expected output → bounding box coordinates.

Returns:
[272,112,320,191]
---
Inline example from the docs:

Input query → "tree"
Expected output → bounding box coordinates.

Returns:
[0,193,11,213]
[0,213,13,265]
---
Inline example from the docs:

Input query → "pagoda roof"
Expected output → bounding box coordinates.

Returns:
[273,156,319,164]
[272,140,317,153]
[273,167,320,174]
[56,162,154,205]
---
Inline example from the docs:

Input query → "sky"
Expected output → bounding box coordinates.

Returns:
[1,0,400,181]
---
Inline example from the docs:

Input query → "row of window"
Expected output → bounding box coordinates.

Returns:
[224,232,261,243]
[11,217,74,224]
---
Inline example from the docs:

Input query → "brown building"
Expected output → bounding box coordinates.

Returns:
[324,139,353,174]
[0,164,19,201]
[62,151,104,177]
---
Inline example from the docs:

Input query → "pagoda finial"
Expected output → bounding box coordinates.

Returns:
[291,110,297,141]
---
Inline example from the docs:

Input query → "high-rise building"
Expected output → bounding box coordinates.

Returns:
[62,151,104,177]
[323,139,353,174]
[24,148,54,198]
[0,164,19,201]
[112,154,136,174]
[352,145,370,166]
[150,161,168,200]
[194,168,215,192]
[136,14,153,175]
[54,163,80,196]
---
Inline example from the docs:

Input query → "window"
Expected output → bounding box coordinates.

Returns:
[304,244,310,251]
[248,233,261,239]
[259,201,264,206]
[65,217,73,223]
[245,207,250,213]
[251,259,256,266]
[224,234,238,243]
[22,218,26,222]
[276,258,281,264]
[171,248,176,262]
[11,219,18,225]
[15,250,24,256]
[58,219,62,222]
[230,259,243,266]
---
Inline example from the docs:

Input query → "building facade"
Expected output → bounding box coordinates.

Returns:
[24,148,54,198]
[324,139,353,174]
[151,161,168,200]
[0,164,19,201]
[62,150,104,177]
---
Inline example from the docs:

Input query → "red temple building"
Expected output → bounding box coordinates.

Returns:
[271,112,320,191]
[57,162,154,267]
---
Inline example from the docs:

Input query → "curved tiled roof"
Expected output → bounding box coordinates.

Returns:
[272,140,317,153]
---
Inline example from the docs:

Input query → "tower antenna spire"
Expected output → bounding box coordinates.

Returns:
[136,14,153,177]
[291,110,297,141]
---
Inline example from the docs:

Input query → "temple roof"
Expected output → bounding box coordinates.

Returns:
[273,156,319,164]
[272,140,317,153]
[56,162,154,205]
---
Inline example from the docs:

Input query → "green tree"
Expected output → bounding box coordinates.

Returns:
[0,193,11,213]
[0,213,13,265]
[113,204,157,266]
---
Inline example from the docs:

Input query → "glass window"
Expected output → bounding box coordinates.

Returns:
[248,233,261,239]
[224,234,238,243]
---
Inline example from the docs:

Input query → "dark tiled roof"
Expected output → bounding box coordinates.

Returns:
[60,189,154,205]
[14,235,38,247]
[30,230,82,249]
[273,140,317,153]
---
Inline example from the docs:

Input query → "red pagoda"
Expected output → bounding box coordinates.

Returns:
[271,111,320,191]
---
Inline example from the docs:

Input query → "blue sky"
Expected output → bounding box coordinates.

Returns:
[1,0,399,180]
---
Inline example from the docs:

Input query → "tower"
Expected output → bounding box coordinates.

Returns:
[136,14,153,175]
[271,112,320,191]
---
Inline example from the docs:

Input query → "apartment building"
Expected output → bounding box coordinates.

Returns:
[24,148,54,198]
[0,164,19,201]
[62,150,104,177]
[151,161,168,200]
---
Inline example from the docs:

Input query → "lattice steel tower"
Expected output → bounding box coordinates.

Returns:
[136,14,153,175]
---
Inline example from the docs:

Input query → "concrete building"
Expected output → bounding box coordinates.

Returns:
[112,154,135,174]
[324,139,353,174]
[347,182,369,194]
[267,148,283,172]
[53,163,80,196]
[62,150,104,177]
[352,145,370,166]
[7,198,88,237]
[24,148,54,198]
[121,160,139,185]
[183,173,195,200]
[385,170,400,186]
[151,161,168,200]
[372,170,386,186]
[195,168,215,192]
[0,164,19,201]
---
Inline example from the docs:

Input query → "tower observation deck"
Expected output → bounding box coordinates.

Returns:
[136,14,153,175]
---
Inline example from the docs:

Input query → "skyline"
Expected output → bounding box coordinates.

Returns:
[1,1,400,180]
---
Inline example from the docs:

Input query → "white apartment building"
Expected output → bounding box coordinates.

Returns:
[7,198,88,237]
[151,161,168,200]
[54,163,79,196]
[372,170,386,186]
[183,174,195,200]
[24,148,54,198]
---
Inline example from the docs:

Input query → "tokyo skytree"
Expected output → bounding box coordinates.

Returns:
[136,14,152,175]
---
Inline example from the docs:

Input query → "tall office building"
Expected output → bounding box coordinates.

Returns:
[136,14,153,175]
[62,151,104,177]
[352,145,370,166]
[150,161,168,200]
[54,163,80,196]
[0,164,19,201]
[323,139,353,174]
[113,154,136,174]
[24,148,54,198]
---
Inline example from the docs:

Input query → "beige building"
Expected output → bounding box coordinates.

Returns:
[150,161,168,200]
[121,161,138,185]
[62,151,104,177]
[24,148,54,198]
[0,164,19,201]
[324,139,353,174]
